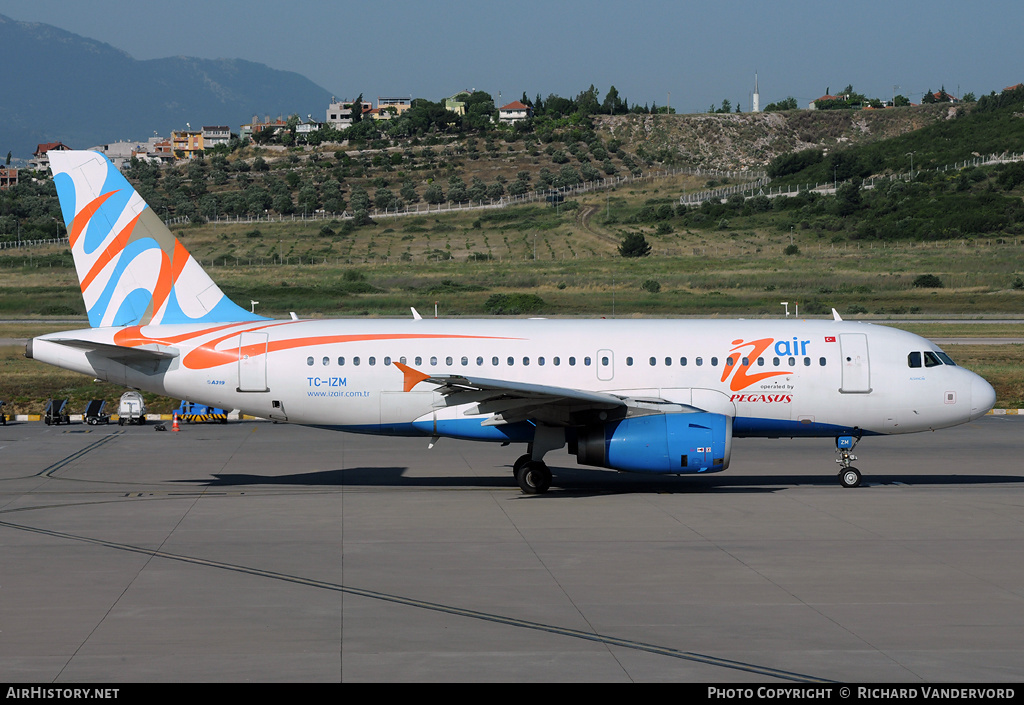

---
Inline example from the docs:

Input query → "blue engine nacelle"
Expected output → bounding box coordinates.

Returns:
[570,412,732,474]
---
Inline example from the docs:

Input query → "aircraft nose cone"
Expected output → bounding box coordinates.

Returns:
[970,374,996,420]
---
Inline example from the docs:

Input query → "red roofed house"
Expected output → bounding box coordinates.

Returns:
[30,142,71,170]
[498,101,532,124]
[808,95,842,110]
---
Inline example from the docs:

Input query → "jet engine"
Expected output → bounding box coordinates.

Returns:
[570,412,732,474]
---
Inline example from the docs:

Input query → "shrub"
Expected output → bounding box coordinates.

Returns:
[618,233,651,258]
[641,279,661,293]
[784,244,800,255]
[483,293,545,315]
[912,274,943,288]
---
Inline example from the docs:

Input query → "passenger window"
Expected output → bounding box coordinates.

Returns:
[384,356,392,365]
[322,357,329,366]
[430,356,437,366]
[626,357,633,366]
[649,357,656,366]
[461,356,468,366]
[415,356,422,365]
[306,357,314,366]
[742,357,750,366]
[523,357,530,366]
[338,357,345,366]
[601,356,609,366]
[923,352,942,367]
[445,356,453,366]
[476,356,483,366]
[908,352,922,368]
[819,357,826,366]
[773,357,780,366]
[803,357,810,366]
[711,357,718,366]
[726,356,734,366]
[665,357,672,366]
[788,357,795,366]
[538,357,545,366]
[569,357,576,366]
[680,357,687,366]
[757,357,764,367]
[553,357,560,366]
[492,357,499,366]
[369,357,376,366]
[354,357,361,366]
[584,357,591,366]
[507,357,515,366]
[696,357,703,366]
[400,356,407,364]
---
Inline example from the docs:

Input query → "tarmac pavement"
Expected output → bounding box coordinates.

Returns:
[0,416,1022,682]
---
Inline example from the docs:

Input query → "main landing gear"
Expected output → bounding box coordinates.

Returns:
[513,453,552,494]
[835,434,862,488]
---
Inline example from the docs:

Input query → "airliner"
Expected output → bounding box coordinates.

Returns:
[27,151,996,493]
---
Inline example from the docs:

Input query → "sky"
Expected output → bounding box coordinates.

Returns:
[3,0,1022,114]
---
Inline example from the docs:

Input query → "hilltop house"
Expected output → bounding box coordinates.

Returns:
[171,130,203,159]
[377,97,411,116]
[325,99,373,129]
[498,100,532,124]
[30,142,71,170]
[0,166,17,191]
[202,126,231,149]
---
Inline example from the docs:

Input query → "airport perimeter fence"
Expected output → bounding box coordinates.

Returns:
[0,236,69,250]
[195,166,764,227]
[4,154,1023,250]
[680,151,1024,205]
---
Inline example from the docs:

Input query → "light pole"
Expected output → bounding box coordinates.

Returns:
[906,152,915,180]
[781,301,790,318]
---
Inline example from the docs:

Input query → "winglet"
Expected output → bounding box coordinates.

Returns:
[832,308,843,321]
[411,307,422,320]
[394,362,431,392]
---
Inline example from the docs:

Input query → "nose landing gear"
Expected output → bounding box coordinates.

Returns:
[835,435,862,488]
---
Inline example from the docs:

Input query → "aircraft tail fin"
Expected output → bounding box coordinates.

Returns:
[49,150,265,328]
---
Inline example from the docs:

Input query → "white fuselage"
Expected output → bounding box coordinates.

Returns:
[31,317,993,440]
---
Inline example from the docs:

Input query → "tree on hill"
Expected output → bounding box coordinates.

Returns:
[618,232,651,258]
[764,97,798,112]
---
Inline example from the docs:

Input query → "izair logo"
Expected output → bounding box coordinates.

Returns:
[721,337,809,392]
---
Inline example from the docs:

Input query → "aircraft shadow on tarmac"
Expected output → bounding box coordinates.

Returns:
[174,465,1024,496]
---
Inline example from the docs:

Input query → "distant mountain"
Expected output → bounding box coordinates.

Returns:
[0,14,335,159]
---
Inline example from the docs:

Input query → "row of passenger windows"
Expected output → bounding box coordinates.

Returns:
[306,354,829,368]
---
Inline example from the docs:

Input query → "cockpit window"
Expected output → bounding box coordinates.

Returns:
[910,350,956,368]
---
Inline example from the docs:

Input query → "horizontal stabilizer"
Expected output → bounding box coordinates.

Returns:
[47,338,179,362]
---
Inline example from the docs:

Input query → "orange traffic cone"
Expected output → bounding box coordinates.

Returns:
[172,412,180,432]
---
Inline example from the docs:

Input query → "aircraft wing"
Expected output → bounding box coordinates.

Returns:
[395,362,689,427]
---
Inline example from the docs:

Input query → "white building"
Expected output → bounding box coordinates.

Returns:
[202,126,231,148]
[326,98,373,129]
[498,100,531,124]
